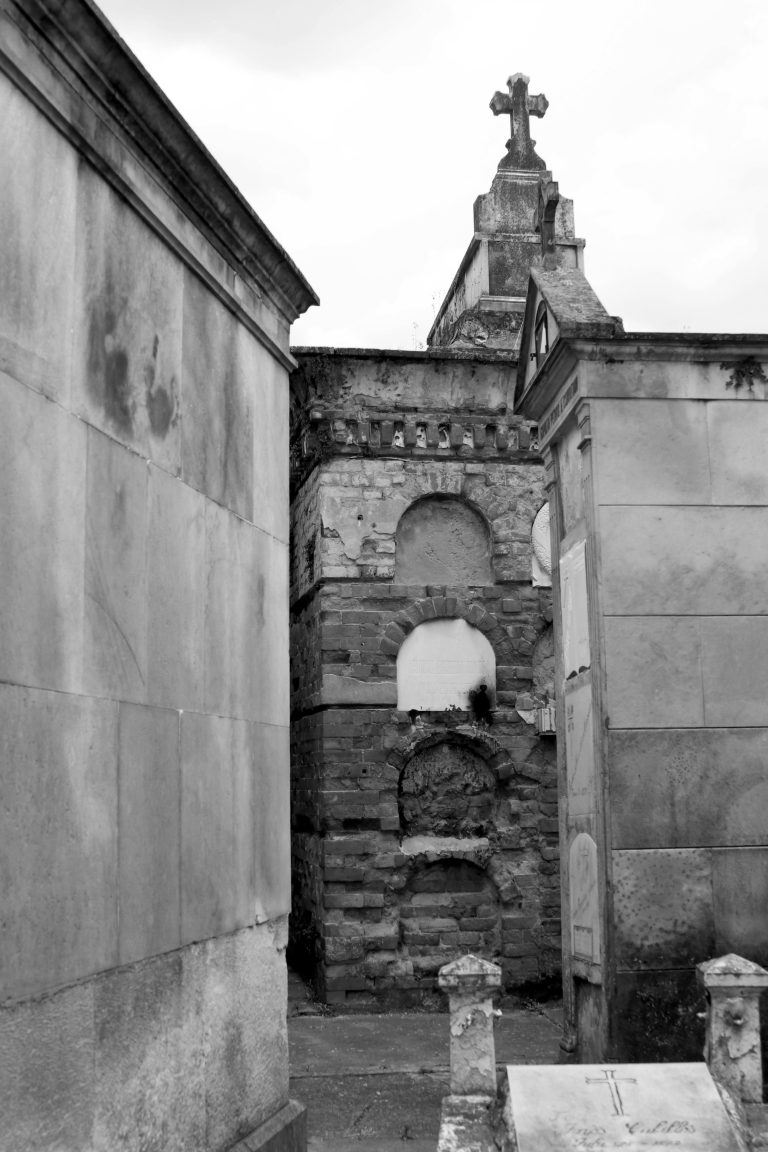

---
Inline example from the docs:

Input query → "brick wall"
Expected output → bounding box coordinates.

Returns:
[289,350,561,1004]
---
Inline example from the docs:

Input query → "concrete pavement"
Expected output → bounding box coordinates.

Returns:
[287,972,563,1152]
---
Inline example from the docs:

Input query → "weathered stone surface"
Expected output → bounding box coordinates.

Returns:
[609,728,768,850]
[698,953,768,1105]
[604,616,704,728]
[0,684,118,999]
[395,497,492,584]
[117,703,181,965]
[613,848,714,970]
[0,71,77,403]
[180,711,254,944]
[613,970,705,1062]
[245,336,290,541]
[594,398,711,505]
[204,502,288,724]
[0,981,95,1150]
[0,378,86,694]
[253,722,291,923]
[71,167,183,473]
[181,268,252,519]
[712,848,768,967]
[83,427,148,701]
[146,464,206,711]
[708,402,768,504]
[701,617,768,726]
[600,506,768,616]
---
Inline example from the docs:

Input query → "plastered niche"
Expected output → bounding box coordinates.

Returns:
[395,495,491,585]
[397,618,496,711]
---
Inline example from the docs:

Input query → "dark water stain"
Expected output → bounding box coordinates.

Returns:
[105,346,132,433]
[86,301,134,434]
[144,335,175,438]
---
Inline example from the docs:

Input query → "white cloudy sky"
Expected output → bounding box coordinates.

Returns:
[98,0,768,349]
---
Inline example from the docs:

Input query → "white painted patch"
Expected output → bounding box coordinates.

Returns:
[397,618,495,711]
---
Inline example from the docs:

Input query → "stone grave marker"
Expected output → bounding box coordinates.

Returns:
[505,1063,743,1151]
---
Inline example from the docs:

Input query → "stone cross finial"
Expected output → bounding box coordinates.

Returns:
[490,73,548,171]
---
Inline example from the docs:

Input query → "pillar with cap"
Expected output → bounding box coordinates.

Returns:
[697,953,768,1103]
[438,954,501,1095]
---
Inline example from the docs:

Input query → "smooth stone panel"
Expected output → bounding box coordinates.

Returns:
[0,685,118,999]
[83,428,148,701]
[117,704,181,965]
[204,503,289,723]
[243,331,289,541]
[180,712,254,944]
[0,71,77,402]
[604,616,703,728]
[253,722,291,922]
[145,465,206,711]
[600,506,768,616]
[612,848,714,971]
[181,268,253,521]
[0,377,86,693]
[712,847,768,968]
[609,727,768,849]
[702,617,768,726]
[708,402,768,504]
[71,168,182,472]
[0,981,95,1150]
[594,399,711,505]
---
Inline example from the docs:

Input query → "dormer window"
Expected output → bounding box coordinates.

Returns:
[534,301,550,366]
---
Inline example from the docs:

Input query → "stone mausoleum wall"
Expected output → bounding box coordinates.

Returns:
[289,349,560,1005]
[0,2,315,1148]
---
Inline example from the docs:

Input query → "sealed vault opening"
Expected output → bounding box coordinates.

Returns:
[399,859,501,978]
[399,739,496,838]
[397,618,496,711]
[395,495,492,585]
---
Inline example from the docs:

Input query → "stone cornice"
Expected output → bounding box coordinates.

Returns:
[2,0,318,337]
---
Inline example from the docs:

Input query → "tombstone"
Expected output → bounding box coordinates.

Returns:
[504,1063,744,1152]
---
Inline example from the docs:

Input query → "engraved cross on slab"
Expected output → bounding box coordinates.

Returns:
[489,72,548,171]
[586,1068,637,1116]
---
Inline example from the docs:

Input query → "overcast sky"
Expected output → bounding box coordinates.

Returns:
[98,0,768,349]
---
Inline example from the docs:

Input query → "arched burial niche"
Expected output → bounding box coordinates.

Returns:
[400,859,501,976]
[395,496,492,585]
[397,619,496,711]
[399,738,497,838]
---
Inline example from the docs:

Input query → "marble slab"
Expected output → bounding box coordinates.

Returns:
[560,539,591,676]
[505,1063,740,1152]
[564,679,595,818]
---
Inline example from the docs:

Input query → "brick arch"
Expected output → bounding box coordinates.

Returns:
[389,727,515,782]
[379,597,512,665]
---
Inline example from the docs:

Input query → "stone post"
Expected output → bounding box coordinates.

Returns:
[438,954,501,1096]
[697,954,768,1104]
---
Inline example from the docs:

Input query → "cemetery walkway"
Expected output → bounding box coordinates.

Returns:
[287,969,563,1152]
